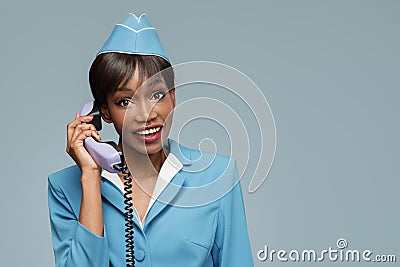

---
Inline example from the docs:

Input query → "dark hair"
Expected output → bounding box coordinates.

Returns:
[89,53,174,107]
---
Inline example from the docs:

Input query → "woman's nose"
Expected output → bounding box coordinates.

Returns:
[133,101,157,122]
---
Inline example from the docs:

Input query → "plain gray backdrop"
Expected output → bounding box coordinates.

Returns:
[0,0,398,266]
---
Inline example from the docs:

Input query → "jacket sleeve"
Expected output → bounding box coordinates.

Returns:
[212,158,254,267]
[48,176,110,267]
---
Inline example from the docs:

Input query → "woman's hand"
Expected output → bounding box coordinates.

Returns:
[66,113,102,175]
[67,113,105,237]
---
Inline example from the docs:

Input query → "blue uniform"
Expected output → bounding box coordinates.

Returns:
[48,139,254,266]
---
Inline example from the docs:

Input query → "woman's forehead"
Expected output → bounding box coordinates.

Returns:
[117,72,166,93]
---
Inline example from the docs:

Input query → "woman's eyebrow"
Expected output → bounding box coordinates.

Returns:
[147,77,165,87]
[116,87,134,92]
[116,78,165,92]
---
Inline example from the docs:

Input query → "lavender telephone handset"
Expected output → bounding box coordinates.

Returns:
[80,101,135,267]
[80,101,125,173]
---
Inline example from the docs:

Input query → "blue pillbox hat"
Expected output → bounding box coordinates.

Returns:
[97,13,170,63]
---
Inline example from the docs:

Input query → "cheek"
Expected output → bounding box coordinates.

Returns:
[158,100,175,119]
[160,108,174,144]
[111,111,126,135]
[114,121,123,135]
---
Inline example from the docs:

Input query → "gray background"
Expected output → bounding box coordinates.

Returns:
[0,0,398,266]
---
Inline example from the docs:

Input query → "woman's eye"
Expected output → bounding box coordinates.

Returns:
[116,98,133,107]
[151,91,166,101]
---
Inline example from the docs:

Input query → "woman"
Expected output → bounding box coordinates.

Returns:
[48,13,253,267]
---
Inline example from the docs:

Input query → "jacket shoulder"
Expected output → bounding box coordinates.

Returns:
[179,143,237,185]
[48,165,83,216]
[178,142,231,164]
[48,165,82,187]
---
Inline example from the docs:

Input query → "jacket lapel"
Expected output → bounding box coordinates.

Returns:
[101,178,142,229]
[101,179,125,212]
[100,138,192,231]
[143,170,187,230]
[143,138,192,229]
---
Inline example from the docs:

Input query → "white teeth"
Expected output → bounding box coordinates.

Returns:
[136,127,161,135]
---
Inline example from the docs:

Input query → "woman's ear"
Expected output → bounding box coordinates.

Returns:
[100,105,113,123]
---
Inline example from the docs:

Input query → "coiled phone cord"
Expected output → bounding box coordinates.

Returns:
[120,165,135,267]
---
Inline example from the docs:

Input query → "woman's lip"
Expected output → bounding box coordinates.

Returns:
[134,124,163,133]
[133,127,162,143]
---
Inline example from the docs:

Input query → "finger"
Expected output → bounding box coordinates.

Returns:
[68,115,94,130]
[74,123,97,132]
[78,115,94,123]
[75,129,101,146]
[72,126,100,145]
[69,129,98,151]
[70,124,98,145]
[67,115,94,143]
[81,125,101,141]
[69,127,101,151]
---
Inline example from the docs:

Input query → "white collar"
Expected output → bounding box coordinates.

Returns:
[101,152,183,228]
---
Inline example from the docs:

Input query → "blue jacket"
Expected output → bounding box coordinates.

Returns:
[48,139,254,266]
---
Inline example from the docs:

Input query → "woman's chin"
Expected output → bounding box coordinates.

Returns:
[123,138,164,156]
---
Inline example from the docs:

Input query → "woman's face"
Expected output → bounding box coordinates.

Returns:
[102,68,175,155]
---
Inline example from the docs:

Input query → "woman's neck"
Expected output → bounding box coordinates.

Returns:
[118,139,168,178]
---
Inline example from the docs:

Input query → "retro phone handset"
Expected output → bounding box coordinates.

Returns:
[81,101,135,267]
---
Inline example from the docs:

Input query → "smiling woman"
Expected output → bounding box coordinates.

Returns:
[47,13,253,267]
[91,53,176,156]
